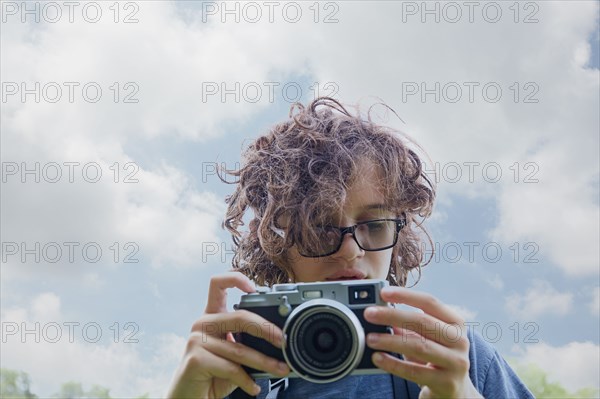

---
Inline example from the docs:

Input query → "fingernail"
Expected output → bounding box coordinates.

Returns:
[367,334,379,344]
[275,332,284,348]
[278,361,288,372]
[365,307,377,318]
[252,384,261,395]
[373,352,384,363]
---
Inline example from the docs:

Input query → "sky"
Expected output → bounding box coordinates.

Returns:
[1,1,599,397]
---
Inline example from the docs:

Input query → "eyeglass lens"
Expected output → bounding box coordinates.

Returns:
[299,220,398,257]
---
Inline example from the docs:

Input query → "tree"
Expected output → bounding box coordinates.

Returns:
[1,368,150,399]
[0,368,37,399]
[84,385,111,399]
[53,382,114,398]
[52,381,149,398]
[513,362,600,399]
[53,382,85,399]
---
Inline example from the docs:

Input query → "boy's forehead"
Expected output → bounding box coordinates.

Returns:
[318,205,393,227]
[336,164,395,217]
[360,203,392,212]
[338,202,394,219]
[275,159,397,225]
[346,165,387,199]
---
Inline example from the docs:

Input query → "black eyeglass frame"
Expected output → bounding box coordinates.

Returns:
[296,215,408,258]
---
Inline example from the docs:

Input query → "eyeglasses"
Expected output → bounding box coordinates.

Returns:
[271,216,407,258]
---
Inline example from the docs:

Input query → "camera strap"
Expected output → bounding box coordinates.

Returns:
[392,374,421,399]
[391,353,421,399]
[228,377,287,399]
[266,377,289,399]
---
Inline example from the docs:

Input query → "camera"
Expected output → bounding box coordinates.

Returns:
[235,279,393,383]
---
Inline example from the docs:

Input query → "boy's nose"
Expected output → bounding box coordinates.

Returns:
[331,232,364,261]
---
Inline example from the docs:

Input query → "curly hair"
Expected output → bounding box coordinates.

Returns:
[220,97,435,287]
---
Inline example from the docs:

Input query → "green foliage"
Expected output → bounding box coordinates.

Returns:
[52,381,109,399]
[0,368,37,399]
[0,369,150,399]
[513,362,600,399]
[51,382,149,398]
[85,385,111,399]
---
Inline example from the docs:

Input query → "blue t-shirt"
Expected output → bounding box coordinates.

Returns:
[246,327,534,399]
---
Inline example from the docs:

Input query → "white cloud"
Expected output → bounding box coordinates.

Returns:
[485,274,504,291]
[490,143,599,276]
[513,341,600,393]
[505,280,573,319]
[1,2,311,142]
[0,292,184,398]
[446,304,478,321]
[30,292,61,322]
[1,156,226,276]
[112,163,226,268]
[82,272,105,291]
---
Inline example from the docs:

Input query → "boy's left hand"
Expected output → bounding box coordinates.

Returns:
[364,286,484,399]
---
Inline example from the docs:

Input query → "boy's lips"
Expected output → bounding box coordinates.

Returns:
[326,269,367,280]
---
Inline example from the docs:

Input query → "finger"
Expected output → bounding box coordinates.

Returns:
[205,272,256,314]
[380,287,464,326]
[416,385,434,399]
[189,346,262,396]
[394,327,428,365]
[365,307,467,349]
[402,354,427,365]
[371,351,444,388]
[194,310,284,348]
[367,330,461,369]
[202,334,290,378]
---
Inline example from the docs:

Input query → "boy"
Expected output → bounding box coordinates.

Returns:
[168,97,533,398]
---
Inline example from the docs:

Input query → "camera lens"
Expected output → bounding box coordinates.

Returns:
[315,328,334,351]
[283,299,364,383]
[298,312,352,370]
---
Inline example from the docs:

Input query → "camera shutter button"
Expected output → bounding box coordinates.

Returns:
[278,295,292,317]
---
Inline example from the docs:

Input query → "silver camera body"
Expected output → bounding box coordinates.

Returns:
[235,279,393,383]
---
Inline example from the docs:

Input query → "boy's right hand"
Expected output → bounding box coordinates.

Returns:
[167,272,290,399]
